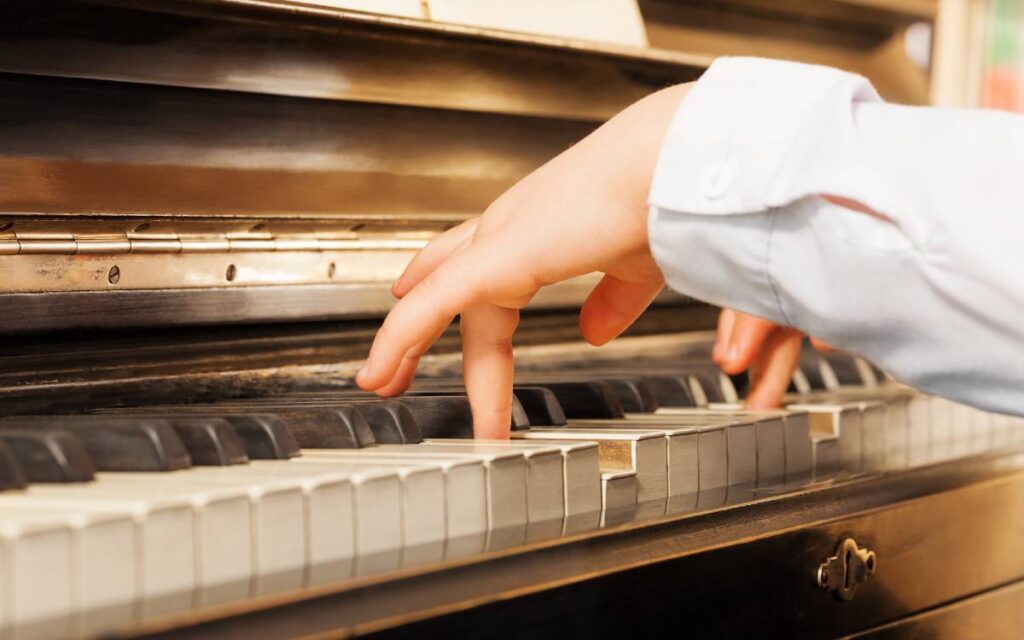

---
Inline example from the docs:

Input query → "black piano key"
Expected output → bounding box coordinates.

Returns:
[729,372,751,398]
[345,394,530,439]
[798,348,829,390]
[637,375,696,407]
[517,381,624,419]
[162,417,249,466]
[401,387,528,432]
[350,401,423,444]
[386,395,473,439]
[0,430,96,483]
[822,353,867,386]
[601,378,659,413]
[0,441,27,490]
[0,416,191,472]
[512,387,567,427]
[160,403,375,449]
[274,406,375,449]
[219,414,300,460]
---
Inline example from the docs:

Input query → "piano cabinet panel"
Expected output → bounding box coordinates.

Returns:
[851,579,1024,639]
[132,454,1024,639]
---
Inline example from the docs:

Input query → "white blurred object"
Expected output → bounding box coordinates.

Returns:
[304,0,426,18]
[428,0,648,47]
[904,21,933,70]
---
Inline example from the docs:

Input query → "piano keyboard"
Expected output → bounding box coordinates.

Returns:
[0,343,1021,639]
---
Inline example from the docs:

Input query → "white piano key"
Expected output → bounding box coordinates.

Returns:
[412,441,564,543]
[99,470,305,598]
[929,397,956,461]
[883,395,910,470]
[518,429,667,520]
[600,471,637,527]
[19,484,196,619]
[907,395,932,466]
[409,438,601,536]
[181,461,395,580]
[811,434,841,481]
[302,449,487,560]
[0,503,136,637]
[787,403,863,474]
[0,509,74,639]
[859,402,887,472]
[584,418,709,513]
[278,458,445,568]
[378,444,527,551]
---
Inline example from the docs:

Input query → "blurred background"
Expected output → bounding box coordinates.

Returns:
[317,0,1023,111]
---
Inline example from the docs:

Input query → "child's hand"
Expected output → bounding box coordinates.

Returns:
[713,309,835,408]
[356,83,693,438]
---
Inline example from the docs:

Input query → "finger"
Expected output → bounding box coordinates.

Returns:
[718,312,780,375]
[578,275,663,346]
[713,308,737,363]
[809,336,838,353]
[358,243,505,391]
[372,325,449,397]
[745,329,803,409]
[392,217,480,298]
[461,304,520,439]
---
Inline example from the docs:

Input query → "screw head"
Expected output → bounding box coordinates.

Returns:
[328,262,336,279]
[225,264,237,282]
[108,265,120,284]
[817,567,830,588]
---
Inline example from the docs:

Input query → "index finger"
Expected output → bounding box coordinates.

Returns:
[356,252,477,391]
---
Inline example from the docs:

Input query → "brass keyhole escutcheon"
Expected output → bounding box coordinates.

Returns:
[817,538,877,601]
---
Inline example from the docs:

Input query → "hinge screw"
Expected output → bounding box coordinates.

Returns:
[108,266,120,285]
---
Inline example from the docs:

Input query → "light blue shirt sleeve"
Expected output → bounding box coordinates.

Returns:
[647,57,1024,415]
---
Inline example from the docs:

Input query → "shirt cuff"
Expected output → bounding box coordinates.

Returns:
[645,56,890,324]
[648,56,885,216]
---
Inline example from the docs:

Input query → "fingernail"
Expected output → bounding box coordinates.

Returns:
[356,363,370,385]
[724,344,740,364]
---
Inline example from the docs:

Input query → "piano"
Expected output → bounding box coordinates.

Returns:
[1,1,1023,638]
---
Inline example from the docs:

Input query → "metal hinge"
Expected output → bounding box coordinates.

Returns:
[0,217,450,255]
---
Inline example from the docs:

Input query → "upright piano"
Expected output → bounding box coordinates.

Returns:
[1,2,1023,638]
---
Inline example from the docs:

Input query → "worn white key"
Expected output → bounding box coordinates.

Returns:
[906,395,932,466]
[578,418,705,513]
[787,403,863,474]
[181,461,395,580]
[378,444,527,551]
[303,449,487,559]
[99,470,305,598]
[434,438,598,532]
[600,471,637,527]
[651,409,787,488]
[413,436,581,536]
[811,434,841,480]
[517,429,666,520]
[0,509,75,640]
[0,502,136,637]
[276,457,444,568]
[21,484,196,619]
[929,397,956,462]
[411,441,563,543]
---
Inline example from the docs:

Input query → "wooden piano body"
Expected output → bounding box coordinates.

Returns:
[1,2,1023,638]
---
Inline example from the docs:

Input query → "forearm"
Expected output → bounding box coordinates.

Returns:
[649,57,1024,414]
